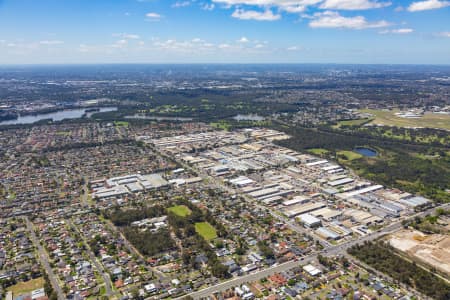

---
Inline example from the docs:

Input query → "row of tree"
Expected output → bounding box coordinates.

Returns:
[348,241,450,300]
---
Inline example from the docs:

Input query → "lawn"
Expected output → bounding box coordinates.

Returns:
[210,121,232,131]
[360,109,450,130]
[167,205,192,217]
[7,277,44,296]
[307,148,330,156]
[334,118,372,128]
[195,222,217,240]
[337,150,363,161]
[114,121,129,127]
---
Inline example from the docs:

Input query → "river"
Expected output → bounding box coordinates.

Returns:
[0,107,117,125]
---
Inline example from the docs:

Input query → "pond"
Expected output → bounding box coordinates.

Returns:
[0,107,117,125]
[354,147,378,157]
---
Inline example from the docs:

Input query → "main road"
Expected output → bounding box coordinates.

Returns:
[25,217,66,300]
[176,203,449,299]
[67,219,116,298]
[149,141,449,299]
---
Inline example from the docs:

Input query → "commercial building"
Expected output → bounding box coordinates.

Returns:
[284,202,326,218]
[297,213,321,228]
[92,173,169,200]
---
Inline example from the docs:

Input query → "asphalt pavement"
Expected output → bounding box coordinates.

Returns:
[25,217,66,300]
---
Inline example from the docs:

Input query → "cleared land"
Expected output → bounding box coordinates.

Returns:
[7,277,44,296]
[167,205,192,217]
[333,118,372,128]
[337,150,363,161]
[114,120,129,127]
[389,229,450,277]
[195,222,217,240]
[361,109,450,130]
[307,148,330,156]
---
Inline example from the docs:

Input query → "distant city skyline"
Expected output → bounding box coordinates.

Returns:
[0,0,449,64]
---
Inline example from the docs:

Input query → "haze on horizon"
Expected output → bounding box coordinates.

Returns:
[0,0,449,65]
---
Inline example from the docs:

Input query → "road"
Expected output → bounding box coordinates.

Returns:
[67,219,116,298]
[103,218,167,280]
[153,144,331,249]
[25,217,65,300]
[176,203,449,299]
[151,142,450,299]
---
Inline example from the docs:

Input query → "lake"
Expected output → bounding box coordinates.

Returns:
[354,147,377,157]
[0,107,117,125]
[233,114,265,121]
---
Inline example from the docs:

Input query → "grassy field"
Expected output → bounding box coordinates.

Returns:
[167,205,192,217]
[361,109,450,130]
[210,121,232,131]
[334,118,373,128]
[195,222,217,240]
[307,148,330,156]
[114,121,129,127]
[7,277,44,296]
[337,150,363,161]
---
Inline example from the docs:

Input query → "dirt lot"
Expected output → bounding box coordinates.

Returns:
[389,229,450,276]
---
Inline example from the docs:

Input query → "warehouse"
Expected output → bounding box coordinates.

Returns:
[284,202,326,218]
[310,207,342,221]
[398,196,430,208]
[248,187,279,198]
[376,201,403,216]
[322,165,341,171]
[306,160,328,167]
[262,196,283,205]
[303,264,322,276]
[297,213,321,228]
[316,227,340,240]
[337,184,384,199]
[229,176,254,187]
[282,195,310,206]
[92,173,169,199]
[328,177,354,187]
[92,185,129,200]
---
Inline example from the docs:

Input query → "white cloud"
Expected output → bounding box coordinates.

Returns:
[172,1,191,8]
[309,11,391,29]
[281,5,308,12]
[436,31,450,37]
[408,0,450,11]
[201,3,216,10]
[379,28,414,34]
[213,0,318,5]
[213,0,322,13]
[320,0,391,10]
[111,39,129,48]
[287,45,301,50]
[113,33,140,39]
[145,12,162,20]
[231,8,281,21]
[218,43,231,49]
[39,40,64,45]
[238,36,249,43]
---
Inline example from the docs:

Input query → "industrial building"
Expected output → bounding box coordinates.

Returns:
[297,213,321,228]
[92,173,169,200]
[284,202,326,218]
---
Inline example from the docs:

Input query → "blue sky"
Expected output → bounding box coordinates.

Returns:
[0,0,449,64]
